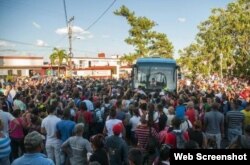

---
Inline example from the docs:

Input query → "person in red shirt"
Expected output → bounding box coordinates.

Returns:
[75,102,92,139]
[164,117,189,148]
[185,101,198,125]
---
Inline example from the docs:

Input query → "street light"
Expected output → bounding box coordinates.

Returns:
[67,16,74,77]
[220,53,223,82]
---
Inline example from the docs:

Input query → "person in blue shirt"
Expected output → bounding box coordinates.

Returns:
[175,99,186,121]
[11,131,54,165]
[56,108,76,165]
[56,108,76,143]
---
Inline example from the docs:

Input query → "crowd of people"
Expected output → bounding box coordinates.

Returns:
[0,75,250,165]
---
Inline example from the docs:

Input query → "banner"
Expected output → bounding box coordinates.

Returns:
[170,149,249,165]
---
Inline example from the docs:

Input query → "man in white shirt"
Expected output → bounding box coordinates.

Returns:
[0,99,15,136]
[103,108,123,137]
[41,104,61,165]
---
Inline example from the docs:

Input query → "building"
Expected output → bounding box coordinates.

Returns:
[0,56,44,79]
[0,53,132,79]
[71,53,120,78]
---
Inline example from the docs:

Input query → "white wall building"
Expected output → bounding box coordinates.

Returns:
[0,56,44,78]
[0,54,131,79]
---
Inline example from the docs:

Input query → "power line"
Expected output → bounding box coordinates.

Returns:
[0,38,48,48]
[85,0,117,31]
[0,38,98,54]
[52,0,117,46]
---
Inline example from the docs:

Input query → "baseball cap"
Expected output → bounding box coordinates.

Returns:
[112,123,123,135]
[24,131,44,149]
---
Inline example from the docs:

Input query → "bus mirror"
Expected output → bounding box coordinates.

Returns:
[178,73,182,80]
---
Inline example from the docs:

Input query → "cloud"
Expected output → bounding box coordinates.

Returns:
[0,40,15,47]
[178,17,186,23]
[55,26,90,35]
[101,35,110,38]
[87,34,94,39]
[33,22,41,29]
[36,40,48,47]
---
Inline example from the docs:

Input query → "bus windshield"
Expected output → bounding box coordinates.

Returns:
[134,64,176,91]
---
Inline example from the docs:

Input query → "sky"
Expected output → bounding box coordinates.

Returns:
[0,0,235,62]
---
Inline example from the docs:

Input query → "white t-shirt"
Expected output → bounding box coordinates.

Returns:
[146,111,159,123]
[129,116,141,131]
[41,115,61,145]
[180,119,193,132]
[166,114,175,126]
[105,119,122,137]
[163,108,168,115]
[0,110,15,135]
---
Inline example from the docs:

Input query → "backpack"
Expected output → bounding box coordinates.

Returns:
[92,108,102,123]
[102,104,111,122]
[171,130,187,149]
[74,98,81,108]
[107,137,124,165]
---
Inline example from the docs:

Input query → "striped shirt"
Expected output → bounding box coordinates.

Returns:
[226,110,244,128]
[135,125,159,150]
[0,133,11,159]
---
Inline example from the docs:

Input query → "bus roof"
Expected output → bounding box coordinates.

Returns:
[136,57,176,64]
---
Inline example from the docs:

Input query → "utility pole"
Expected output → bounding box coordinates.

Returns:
[67,16,74,76]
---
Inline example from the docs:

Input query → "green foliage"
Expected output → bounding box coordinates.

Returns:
[178,0,250,77]
[49,48,69,76]
[114,5,174,63]
[49,48,69,65]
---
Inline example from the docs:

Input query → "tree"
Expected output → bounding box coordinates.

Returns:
[114,5,174,64]
[49,48,69,76]
[120,53,136,66]
[178,0,250,77]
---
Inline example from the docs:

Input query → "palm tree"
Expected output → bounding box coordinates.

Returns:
[49,48,69,76]
[120,54,137,66]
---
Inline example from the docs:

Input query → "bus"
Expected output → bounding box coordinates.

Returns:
[131,57,180,92]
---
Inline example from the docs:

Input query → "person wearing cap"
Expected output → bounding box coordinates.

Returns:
[11,131,54,165]
[105,123,128,165]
